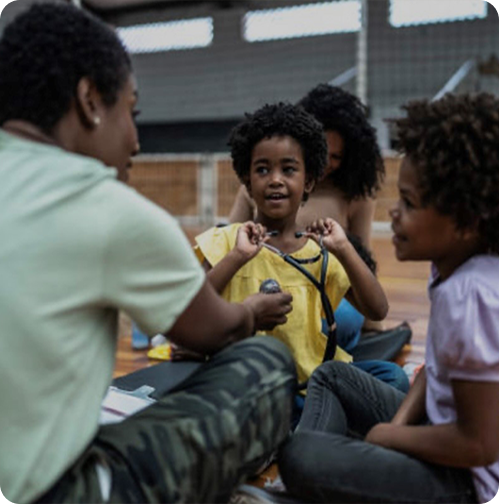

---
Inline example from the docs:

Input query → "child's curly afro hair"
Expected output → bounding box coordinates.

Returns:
[298,84,384,200]
[228,102,327,201]
[394,92,499,253]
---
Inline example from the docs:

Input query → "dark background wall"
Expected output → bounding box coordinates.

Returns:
[1,0,498,151]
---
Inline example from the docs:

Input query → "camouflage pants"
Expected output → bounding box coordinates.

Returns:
[37,337,296,504]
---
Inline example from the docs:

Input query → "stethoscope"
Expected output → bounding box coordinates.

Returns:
[262,231,338,390]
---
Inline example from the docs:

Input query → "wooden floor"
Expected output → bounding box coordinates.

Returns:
[114,229,429,379]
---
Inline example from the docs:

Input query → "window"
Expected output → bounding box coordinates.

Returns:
[117,18,213,54]
[243,1,361,43]
[389,0,487,27]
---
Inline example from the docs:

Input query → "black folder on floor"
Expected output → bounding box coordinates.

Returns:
[112,361,203,400]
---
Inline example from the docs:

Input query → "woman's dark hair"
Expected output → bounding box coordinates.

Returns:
[394,93,499,253]
[298,84,384,200]
[228,102,327,201]
[0,3,131,133]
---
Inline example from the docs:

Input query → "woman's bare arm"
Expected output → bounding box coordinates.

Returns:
[167,279,292,354]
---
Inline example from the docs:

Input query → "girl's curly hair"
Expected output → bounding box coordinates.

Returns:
[394,93,499,253]
[298,84,384,200]
[228,102,327,201]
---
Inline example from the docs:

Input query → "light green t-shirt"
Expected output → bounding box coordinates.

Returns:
[0,131,204,504]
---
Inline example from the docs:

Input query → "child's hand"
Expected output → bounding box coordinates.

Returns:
[234,221,268,262]
[365,423,396,449]
[243,291,293,331]
[306,218,349,256]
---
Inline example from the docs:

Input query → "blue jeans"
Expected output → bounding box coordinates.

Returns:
[335,298,364,352]
[326,300,410,393]
[280,362,477,503]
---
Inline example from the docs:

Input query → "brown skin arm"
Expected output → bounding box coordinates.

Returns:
[204,222,268,294]
[203,255,293,333]
[366,377,499,467]
[391,366,427,426]
[228,185,256,223]
[307,218,388,321]
[166,279,254,355]
[340,243,388,321]
[168,276,292,360]
[347,196,376,250]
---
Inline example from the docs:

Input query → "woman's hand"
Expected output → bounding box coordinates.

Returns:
[233,221,268,262]
[243,291,293,332]
[170,342,207,361]
[306,218,349,256]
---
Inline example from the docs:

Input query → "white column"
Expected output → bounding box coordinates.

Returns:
[356,0,369,105]
[198,154,217,227]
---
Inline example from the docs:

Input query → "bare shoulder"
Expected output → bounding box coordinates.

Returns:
[348,196,375,213]
[297,188,348,229]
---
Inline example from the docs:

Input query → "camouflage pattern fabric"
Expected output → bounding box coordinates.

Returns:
[36,337,296,503]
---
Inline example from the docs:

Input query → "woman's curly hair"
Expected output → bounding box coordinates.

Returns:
[394,93,499,253]
[298,84,384,200]
[228,102,327,201]
[0,3,131,133]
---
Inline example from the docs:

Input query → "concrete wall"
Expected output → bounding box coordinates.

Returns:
[2,0,498,151]
[107,0,357,124]
[105,1,499,122]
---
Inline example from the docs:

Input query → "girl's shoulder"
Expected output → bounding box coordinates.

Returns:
[434,255,499,303]
[453,255,499,286]
[195,223,241,250]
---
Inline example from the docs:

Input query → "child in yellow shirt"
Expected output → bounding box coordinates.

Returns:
[194,102,388,386]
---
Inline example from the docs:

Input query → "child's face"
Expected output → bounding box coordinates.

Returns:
[322,130,345,179]
[390,157,467,272]
[247,135,313,222]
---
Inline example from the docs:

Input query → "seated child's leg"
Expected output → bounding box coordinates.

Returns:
[278,430,477,504]
[353,360,410,393]
[297,361,405,435]
[40,338,296,504]
[327,298,364,352]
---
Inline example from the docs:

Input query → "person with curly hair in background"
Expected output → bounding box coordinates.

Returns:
[278,92,499,504]
[0,5,297,503]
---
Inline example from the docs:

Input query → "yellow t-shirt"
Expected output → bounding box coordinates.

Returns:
[195,224,352,384]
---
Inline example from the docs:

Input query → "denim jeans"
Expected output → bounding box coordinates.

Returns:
[325,300,410,393]
[335,298,364,352]
[279,361,477,503]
